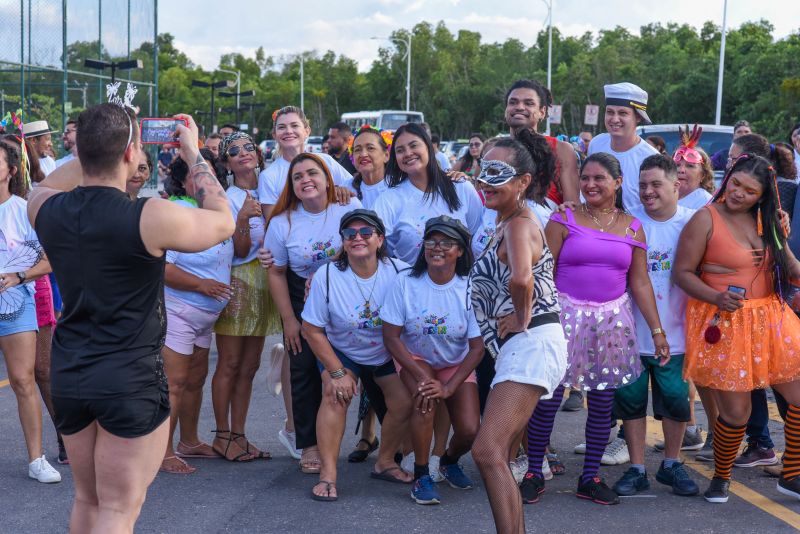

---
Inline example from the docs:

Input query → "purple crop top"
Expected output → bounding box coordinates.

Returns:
[550,208,645,302]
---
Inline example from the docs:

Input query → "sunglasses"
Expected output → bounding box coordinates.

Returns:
[341,227,375,241]
[423,239,457,251]
[227,143,256,157]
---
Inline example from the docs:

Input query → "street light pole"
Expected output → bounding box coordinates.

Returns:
[219,89,256,127]
[191,79,234,133]
[715,0,728,126]
[300,54,304,111]
[371,34,412,111]
[218,68,240,118]
[83,58,143,84]
[542,0,553,136]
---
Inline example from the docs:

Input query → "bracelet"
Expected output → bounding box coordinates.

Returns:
[328,368,346,379]
[651,328,665,337]
[237,225,250,235]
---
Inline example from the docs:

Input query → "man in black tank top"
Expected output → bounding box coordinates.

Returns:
[27,104,235,533]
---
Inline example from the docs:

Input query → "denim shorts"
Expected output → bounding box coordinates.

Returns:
[316,347,396,379]
[0,288,38,337]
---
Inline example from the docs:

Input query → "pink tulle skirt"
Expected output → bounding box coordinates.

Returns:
[34,276,56,328]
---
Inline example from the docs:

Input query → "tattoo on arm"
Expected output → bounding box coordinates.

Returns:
[187,159,226,210]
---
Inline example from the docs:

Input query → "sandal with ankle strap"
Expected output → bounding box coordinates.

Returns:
[232,432,272,460]
[212,429,254,462]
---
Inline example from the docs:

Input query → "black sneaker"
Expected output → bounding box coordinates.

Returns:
[520,473,545,504]
[703,477,730,503]
[57,439,69,465]
[561,390,584,412]
[612,467,650,496]
[656,461,699,496]
[576,476,620,505]
[777,475,800,500]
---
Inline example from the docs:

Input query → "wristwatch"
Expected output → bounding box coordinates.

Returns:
[16,271,26,284]
[651,327,665,337]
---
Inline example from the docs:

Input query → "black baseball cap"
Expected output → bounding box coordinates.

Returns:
[339,209,386,235]
[424,215,471,249]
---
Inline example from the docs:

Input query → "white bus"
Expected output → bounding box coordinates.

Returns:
[340,110,425,132]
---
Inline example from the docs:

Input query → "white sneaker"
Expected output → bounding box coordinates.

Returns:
[265,344,285,396]
[542,456,553,481]
[574,426,618,455]
[509,454,529,485]
[429,455,445,482]
[574,442,587,454]
[278,428,301,460]
[400,452,415,474]
[28,455,61,484]
[601,437,630,466]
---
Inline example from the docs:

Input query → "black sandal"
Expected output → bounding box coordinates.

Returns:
[232,432,272,460]
[347,437,379,463]
[211,429,253,462]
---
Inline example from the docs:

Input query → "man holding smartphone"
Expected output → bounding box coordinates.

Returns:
[611,154,700,497]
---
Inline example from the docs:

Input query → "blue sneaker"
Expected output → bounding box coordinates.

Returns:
[612,467,650,496]
[656,461,699,496]
[411,475,441,505]
[439,462,474,490]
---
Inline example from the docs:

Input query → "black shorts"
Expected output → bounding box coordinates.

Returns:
[53,384,170,439]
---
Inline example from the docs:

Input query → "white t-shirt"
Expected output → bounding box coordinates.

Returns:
[227,185,265,266]
[264,199,363,278]
[0,195,38,295]
[373,179,483,264]
[257,153,353,206]
[628,205,695,356]
[587,133,658,212]
[39,156,56,177]
[436,151,451,172]
[339,176,389,210]
[380,271,481,369]
[165,199,234,314]
[55,153,76,168]
[678,188,712,210]
[302,258,409,366]
[472,199,555,258]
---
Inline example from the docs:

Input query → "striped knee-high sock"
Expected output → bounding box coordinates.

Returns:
[526,385,565,477]
[713,417,746,480]
[581,389,615,484]
[782,405,800,480]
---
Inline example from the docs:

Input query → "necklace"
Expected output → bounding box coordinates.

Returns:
[352,266,379,315]
[582,204,618,232]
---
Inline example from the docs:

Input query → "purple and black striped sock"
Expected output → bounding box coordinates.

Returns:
[581,389,615,484]
[526,385,565,477]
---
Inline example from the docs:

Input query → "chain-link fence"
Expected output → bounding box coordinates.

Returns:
[0,0,159,191]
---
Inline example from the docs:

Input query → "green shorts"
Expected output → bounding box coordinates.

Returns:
[613,354,690,422]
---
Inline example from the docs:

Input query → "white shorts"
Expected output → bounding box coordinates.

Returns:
[165,295,220,355]
[490,322,568,400]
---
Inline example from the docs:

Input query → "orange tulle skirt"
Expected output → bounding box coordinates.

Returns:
[684,295,800,391]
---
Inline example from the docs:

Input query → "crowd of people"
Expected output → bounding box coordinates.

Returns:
[2,75,800,533]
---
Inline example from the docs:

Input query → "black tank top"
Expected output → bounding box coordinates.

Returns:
[35,186,166,399]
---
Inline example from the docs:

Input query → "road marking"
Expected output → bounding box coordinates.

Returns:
[0,379,8,389]
[646,416,800,529]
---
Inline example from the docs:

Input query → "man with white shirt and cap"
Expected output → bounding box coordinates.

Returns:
[22,120,57,177]
[587,82,658,212]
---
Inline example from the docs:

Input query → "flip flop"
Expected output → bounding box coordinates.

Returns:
[370,465,411,484]
[348,437,379,463]
[176,441,221,459]
[160,456,196,474]
[311,480,338,502]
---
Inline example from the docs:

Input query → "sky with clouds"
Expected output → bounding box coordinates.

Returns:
[160,0,799,71]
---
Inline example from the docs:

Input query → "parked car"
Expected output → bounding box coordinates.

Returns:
[636,124,734,182]
[305,136,324,153]
[259,139,277,161]
[442,139,469,166]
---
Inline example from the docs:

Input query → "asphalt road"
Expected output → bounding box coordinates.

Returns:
[0,334,797,533]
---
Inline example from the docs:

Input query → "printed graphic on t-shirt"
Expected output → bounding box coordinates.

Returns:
[648,248,673,272]
[423,313,448,335]
[476,227,495,250]
[357,303,382,330]
[308,238,337,262]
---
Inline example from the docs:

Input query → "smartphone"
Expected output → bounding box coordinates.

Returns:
[140,118,187,145]
[727,285,746,298]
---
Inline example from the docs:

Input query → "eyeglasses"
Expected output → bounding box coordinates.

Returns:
[341,227,375,241]
[423,239,457,250]
[469,142,483,148]
[227,143,256,157]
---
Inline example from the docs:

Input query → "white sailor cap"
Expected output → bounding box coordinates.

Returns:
[603,82,652,125]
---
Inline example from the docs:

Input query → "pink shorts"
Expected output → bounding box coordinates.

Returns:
[164,294,220,355]
[395,354,477,384]
[34,277,56,328]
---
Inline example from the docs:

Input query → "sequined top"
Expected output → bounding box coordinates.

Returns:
[469,223,559,351]
[550,208,645,302]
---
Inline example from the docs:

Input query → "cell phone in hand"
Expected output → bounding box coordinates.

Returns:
[140,118,188,145]
[727,285,746,298]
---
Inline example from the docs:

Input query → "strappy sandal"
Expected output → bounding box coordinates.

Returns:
[311,480,338,502]
[546,451,566,476]
[348,437,379,463]
[211,429,254,462]
[232,432,272,460]
[160,455,196,474]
